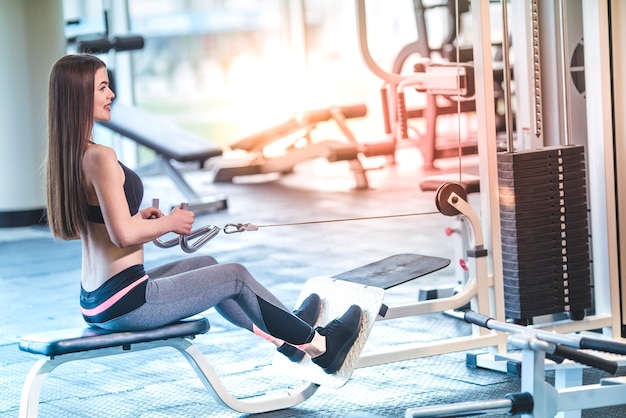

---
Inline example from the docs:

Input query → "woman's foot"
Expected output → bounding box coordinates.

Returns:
[312,304,362,374]
[277,293,321,362]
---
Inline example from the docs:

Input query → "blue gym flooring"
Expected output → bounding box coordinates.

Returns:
[2,151,625,417]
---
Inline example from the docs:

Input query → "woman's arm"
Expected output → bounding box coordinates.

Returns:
[83,145,194,248]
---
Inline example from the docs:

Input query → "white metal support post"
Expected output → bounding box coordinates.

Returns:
[611,0,626,336]
[470,0,506,323]
[581,0,622,337]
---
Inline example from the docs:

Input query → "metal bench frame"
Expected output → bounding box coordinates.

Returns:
[18,319,318,417]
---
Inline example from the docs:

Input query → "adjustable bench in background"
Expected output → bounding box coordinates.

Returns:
[212,103,396,190]
[97,103,227,214]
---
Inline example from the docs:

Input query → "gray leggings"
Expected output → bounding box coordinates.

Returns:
[98,256,314,344]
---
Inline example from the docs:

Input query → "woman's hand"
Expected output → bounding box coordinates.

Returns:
[168,206,195,236]
[141,206,163,219]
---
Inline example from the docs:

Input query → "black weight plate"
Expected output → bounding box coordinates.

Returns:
[502,244,590,263]
[498,170,586,187]
[502,258,590,274]
[500,210,588,229]
[499,189,587,206]
[499,203,589,221]
[500,203,588,217]
[498,177,587,197]
[505,296,592,310]
[500,221,589,239]
[497,145,585,162]
[500,228,589,246]
[503,284,592,296]
[501,239,589,254]
[503,272,591,286]
[504,275,591,291]
[497,163,586,180]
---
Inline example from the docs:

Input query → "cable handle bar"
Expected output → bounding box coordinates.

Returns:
[464,311,620,374]
[151,199,220,253]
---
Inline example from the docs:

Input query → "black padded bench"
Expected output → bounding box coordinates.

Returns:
[18,318,210,417]
[17,312,319,415]
[97,103,227,213]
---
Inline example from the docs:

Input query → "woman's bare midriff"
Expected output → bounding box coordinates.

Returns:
[80,222,144,292]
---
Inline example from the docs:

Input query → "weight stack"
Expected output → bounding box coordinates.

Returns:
[497,145,592,322]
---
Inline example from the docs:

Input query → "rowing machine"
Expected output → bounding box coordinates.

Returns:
[18,182,506,415]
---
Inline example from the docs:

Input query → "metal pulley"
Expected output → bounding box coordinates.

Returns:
[435,182,467,216]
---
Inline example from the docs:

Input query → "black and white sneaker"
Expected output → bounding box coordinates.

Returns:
[277,293,321,362]
[311,304,362,374]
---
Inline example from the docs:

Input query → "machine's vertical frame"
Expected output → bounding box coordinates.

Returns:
[608,0,626,336]
[581,0,622,335]
[471,0,506,322]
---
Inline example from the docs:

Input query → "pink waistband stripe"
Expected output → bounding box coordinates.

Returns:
[80,275,149,316]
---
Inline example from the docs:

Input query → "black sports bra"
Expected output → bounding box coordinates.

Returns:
[87,161,144,224]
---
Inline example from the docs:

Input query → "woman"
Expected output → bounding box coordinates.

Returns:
[45,53,361,375]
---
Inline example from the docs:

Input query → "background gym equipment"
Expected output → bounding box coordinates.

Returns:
[355,0,487,204]
[76,1,477,195]
[356,0,479,170]
[67,9,145,54]
[97,104,228,214]
[388,0,480,169]
[211,103,386,189]
[365,0,508,170]
[68,16,227,214]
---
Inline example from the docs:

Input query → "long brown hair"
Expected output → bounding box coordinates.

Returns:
[46,54,106,240]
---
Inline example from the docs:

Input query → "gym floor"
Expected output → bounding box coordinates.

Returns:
[1,148,625,417]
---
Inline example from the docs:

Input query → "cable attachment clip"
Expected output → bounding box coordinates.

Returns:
[224,223,259,234]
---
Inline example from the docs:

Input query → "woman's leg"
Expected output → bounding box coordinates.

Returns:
[103,261,315,345]
[103,258,363,374]
[148,257,316,351]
